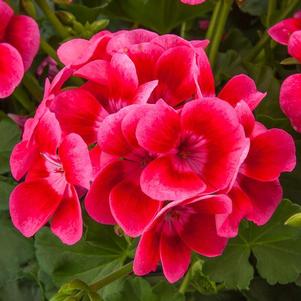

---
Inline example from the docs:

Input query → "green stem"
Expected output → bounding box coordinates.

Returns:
[13,86,35,112]
[40,38,62,66]
[266,0,276,27]
[246,0,300,61]
[35,0,69,39]
[180,22,186,39]
[179,269,191,294]
[23,72,43,102]
[205,0,223,41]
[89,262,133,292]
[207,0,233,68]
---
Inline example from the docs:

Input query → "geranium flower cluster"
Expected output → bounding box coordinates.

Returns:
[0,0,40,98]
[9,29,296,283]
[269,13,301,133]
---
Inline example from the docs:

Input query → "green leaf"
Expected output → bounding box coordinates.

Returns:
[102,0,214,33]
[237,0,268,16]
[203,228,253,290]
[0,118,21,175]
[203,200,301,289]
[245,277,301,301]
[0,213,35,286]
[0,177,16,211]
[102,277,156,301]
[152,281,184,301]
[35,218,131,287]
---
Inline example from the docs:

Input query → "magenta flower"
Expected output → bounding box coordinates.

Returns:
[9,112,92,244]
[85,105,162,237]
[0,0,40,98]
[215,76,296,236]
[85,98,247,236]
[268,14,301,62]
[136,99,247,200]
[280,74,301,133]
[133,194,232,283]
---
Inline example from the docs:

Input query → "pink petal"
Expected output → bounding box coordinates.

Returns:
[133,80,158,104]
[174,209,228,257]
[268,18,301,45]
[34,111,62,155]
[136,101,181,153]
[133,228,160,276]
[160,222,191,283]
[127,42,163,83]
[152,34,191,50]
[154,46,197,106]
[181,98,247,191]
[218,74,266,111]
[97,107,132,156]
[110,179,161,237]
[59,134,92,189]
[180,0,206,5]
[107,29,158,55]
[51,88,107,144]
[109,53,139,100]
[51,185,82,245]
[217,185,252,237]
[57,38,89,66]
[235,100,255,137]
[85,161,124,224]
[140,155,206,201]
[5,15,40,70]
[0,43,24,98]
[10,140,37,181]
[288,30,301,62]
[239,175,283,225]
[9,179,62,237]
[0,0,13,40]
[280,74,301,132]
[90,145,102,179]
[196,47,215,97]
[74,60,110,85]
[240,129,296,181]
[121,104,153,148]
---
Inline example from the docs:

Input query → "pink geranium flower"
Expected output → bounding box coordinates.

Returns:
[0,0,40,98]
[133,194,232,283]
[85,105,162,237]
[85,99,247,236]
[280,74,301,133]
[9,112,92,244]
[268,13,301,62]
[136,99,247,200]
[215,76,296,236]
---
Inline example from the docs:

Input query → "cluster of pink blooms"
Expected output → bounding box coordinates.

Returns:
[269,12,301,133]
[9,28,296,283]
[0,0,40,98]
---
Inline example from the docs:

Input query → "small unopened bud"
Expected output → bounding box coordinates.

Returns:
[285,213,301,227]
[56,11,76,26]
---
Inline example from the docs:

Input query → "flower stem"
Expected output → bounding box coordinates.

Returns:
[35,0,69,39]
[40,38,62,66]
[89,262,133,292]
[23,72,43,102]
[13,86,35,112]
[246,0,300,61]
[207,0,233,68]
[205,0,223,41]
[266,0,276,27]
[179,268,191,294]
